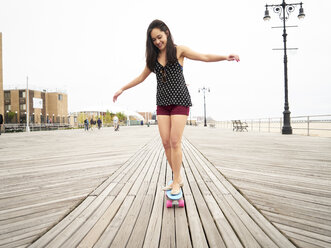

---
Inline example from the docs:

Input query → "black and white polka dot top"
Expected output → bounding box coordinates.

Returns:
[154,60,192,107]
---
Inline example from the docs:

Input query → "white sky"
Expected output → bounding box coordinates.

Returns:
[0,0,330,120]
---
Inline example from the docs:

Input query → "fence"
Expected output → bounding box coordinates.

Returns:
[3,123,72,133]
[215,114,331,138]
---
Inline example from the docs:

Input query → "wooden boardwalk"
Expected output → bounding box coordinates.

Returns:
[0,126,330,247]
[184,127,331,248]
[0,127,158,248]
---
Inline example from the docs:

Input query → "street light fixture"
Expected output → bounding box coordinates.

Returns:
[298,3,305,19]
[263,1,305,135]
[198,86,210,127]
[263,7,271,21]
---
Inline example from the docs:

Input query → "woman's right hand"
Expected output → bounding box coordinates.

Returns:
[113,89,123,102]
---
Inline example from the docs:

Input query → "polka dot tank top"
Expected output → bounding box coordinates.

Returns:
[154,60,192,107]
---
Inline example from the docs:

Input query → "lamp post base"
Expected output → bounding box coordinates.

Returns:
[282,110,292,134]
[282,126,292,134]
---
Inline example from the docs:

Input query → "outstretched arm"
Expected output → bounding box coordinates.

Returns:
[177,45,240,62]
[113,66,151,102]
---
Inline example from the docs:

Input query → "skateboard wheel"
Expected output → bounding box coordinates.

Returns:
[178,199,185,208]
[166,200,173,208]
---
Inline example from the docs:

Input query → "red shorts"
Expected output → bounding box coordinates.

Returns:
[157,105,190,116]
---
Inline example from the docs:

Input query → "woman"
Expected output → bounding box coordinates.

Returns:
[113,19,239,195]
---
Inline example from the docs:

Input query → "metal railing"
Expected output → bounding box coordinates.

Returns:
[215,114,331,138]
[3,123,72,132]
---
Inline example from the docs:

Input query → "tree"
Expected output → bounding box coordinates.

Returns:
[77,112,86,125]
[115,112,126,122]
[104,110,112,124]
[7,111,15,123]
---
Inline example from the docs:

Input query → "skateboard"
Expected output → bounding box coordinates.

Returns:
[165,180,185,208]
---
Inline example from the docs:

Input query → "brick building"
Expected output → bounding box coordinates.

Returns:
[0,32,68,125]
[0,33,4,120]
[3,89,68,124]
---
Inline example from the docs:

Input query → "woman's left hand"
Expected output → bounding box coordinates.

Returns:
[227,54,240,62]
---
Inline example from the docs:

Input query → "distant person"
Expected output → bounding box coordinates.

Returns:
[90,118,94,130]
[113,20,239,195]
[0,114,3,135]
[113,116,119,131]
[97,118,102,129]
[84,118,89,131]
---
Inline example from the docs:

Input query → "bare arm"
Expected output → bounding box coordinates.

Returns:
[113,65,151,102]
[177,45,240,62]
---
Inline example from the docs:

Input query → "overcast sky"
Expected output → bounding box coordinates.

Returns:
[0,0,330,120]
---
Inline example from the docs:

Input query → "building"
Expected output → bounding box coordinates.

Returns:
[0,33,4,120]
[0,32,68,125]
[3,88,68,124]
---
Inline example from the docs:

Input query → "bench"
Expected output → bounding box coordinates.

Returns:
[232,120,248,132]
[209,123,216,128]
[4,124,24,133]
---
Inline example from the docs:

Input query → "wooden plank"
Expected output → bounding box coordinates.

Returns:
[90,140,151,196]
[28,196,94,248]
[183,126,331,247]
[243,190,331,221]
[183,144,244,248]
[218,167,331,193]
[184,140,280,248]
[159,157,176,248]
[289,238,324,248]
[181,153,209,248]
[126,148,164,248]
[87,196,135,248]
[143,153,167,248]
[108,144,161,247]
[182,149,226,248]
[0,199,81,224]
[185,141,261,247]
[174,175,192,248]
[1,127,159,248]
[39,185,115,247]
[61,195,116,248]
[274,223,331,245]
[185,137,295,248]
[0,209,68,237]
[229,180,331,206]
[75,140,160,247]
[262,210,331,237]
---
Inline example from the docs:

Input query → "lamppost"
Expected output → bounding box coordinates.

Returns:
[198,87,210,127]
[26,76,30,132]
[263,1,305,134]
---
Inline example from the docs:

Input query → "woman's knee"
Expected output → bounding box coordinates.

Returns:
[162,139,171,149]
[170,137,181,149]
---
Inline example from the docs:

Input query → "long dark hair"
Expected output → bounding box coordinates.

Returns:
[146,20,177,72]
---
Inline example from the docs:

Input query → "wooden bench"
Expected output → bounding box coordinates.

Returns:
[232,120,248,132]
[209,123,216,128]
[29,137,294,248]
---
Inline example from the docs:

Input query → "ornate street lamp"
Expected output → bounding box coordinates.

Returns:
[263,1,305,134]
[198,87,210,127]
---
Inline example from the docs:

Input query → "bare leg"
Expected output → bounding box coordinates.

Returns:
[157,115,172,171]
[170,115,188,193]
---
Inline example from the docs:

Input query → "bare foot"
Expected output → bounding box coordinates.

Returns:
[171,183,181,195]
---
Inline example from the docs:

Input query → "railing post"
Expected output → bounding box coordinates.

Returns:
[280,118,282,132]
[259,119,261,132]
[307,116,310,136]
[268,118,271,133]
